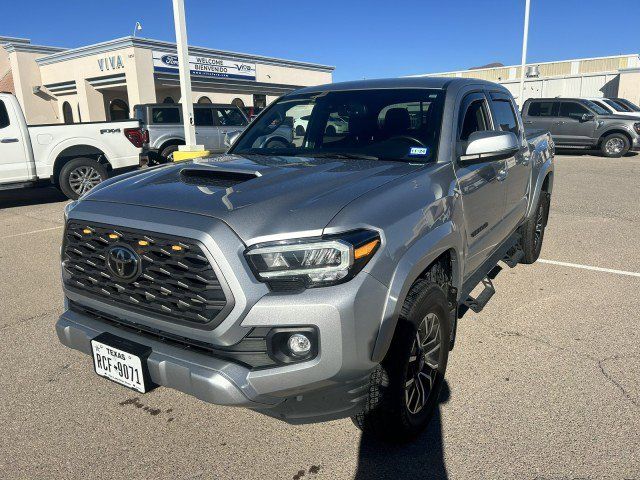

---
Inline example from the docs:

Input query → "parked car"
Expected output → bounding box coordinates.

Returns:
[522,97,640,157]
[0,93,145,199]
[586,97,640,118]
[608,97,640,114]
[133,103,249,162]
[58,77,554,443]
[294,112,350,137]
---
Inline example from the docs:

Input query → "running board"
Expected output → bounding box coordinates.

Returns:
[502,248,524,268]
[459,265,502,316]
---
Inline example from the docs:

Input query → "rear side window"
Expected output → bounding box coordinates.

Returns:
[194,108,214,126]
[151,107,180,124]
[0,100,10,129]
[559,102,589,119]
[527,101,557,117]
[460,99,490,141]
[214,108,247,127]
[491,99,519,135]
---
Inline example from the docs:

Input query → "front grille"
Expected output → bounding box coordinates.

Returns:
[62,221,229,327]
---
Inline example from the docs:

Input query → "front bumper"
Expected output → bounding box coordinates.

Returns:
[57,268,387,422]
[632,136,640,151]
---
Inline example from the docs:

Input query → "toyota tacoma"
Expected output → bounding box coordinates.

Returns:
[57,77,554,442]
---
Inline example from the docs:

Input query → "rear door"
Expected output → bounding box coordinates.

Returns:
[214,107,248,152]
[523,100,560,139]
[555,101,598,145]
[0,98,30,183]
[489,92,530,233]
[454,92,507,279]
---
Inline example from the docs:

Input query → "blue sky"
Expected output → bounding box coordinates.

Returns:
[3,0,638,82]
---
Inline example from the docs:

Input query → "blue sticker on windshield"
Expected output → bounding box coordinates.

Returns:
[409,147,429,156]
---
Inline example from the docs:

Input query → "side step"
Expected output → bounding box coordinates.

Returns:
[459,265,502,316]
[502,247,524,268]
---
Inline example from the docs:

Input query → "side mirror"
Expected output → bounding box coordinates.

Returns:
[460,130,519,162]
[581,113,595,122]
[224,130,243,149]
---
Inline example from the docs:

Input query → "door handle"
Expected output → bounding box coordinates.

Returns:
[496,169,508,181]
[0,138,19,143]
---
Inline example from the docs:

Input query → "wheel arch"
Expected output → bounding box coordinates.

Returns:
[158,138,185,155]
[371,222,462,362]
[597,129,633,147]
[52,144,110,185]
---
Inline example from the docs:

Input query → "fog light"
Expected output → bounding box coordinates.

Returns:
[287,333,312,357]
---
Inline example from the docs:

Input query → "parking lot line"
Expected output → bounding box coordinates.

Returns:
[0,225,63,240]
[539,259,640,278]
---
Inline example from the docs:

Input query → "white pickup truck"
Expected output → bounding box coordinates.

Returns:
[0,93,145,199]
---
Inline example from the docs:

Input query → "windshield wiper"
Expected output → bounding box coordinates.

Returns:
[294,152,379,161]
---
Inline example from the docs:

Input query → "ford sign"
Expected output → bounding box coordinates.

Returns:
[161,54,180,67]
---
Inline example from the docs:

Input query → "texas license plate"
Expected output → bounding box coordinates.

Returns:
[91,333,151,393]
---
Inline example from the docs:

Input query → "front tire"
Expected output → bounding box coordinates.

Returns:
[353,281,450,443]
[58,157,108,200]
[600,133,630,158]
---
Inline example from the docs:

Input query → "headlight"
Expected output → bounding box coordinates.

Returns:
[245,229,380,289]
[634,122,640,135]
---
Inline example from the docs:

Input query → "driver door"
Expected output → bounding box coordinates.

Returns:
[554,101,598,145]
[454,92,507,279]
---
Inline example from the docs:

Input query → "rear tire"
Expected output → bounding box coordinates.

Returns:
[520,191,550,264]
[600,133,630,158]
[352,280,450,443]
[58,157,108,200]
[160,144,181,162]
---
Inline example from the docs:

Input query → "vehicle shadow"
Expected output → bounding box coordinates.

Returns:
[354,381,451,480]
[0,186,67,209]
[555,149,638,158]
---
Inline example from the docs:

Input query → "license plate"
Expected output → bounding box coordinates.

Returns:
[91,333,151,393]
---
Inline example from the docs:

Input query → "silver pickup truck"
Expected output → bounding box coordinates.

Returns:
[57,77,554,443]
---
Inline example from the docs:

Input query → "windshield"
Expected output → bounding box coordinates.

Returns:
[613,98,640,112]
[582,100,610,116]
[230,89,445,163]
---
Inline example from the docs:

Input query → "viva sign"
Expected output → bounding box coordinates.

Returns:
[97,55,125,72]
[152,51,256,81]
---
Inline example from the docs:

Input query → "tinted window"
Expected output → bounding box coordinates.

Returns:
[215,108,247,126]
[603,99,628,112]
[559,102,589,119]
[460,99,490,141]
[527,101,557,117]
[194,108,214,126]
[613,98,640,112]
[151,107,180,124]
[0,100,11,129]
[491,99,519,135]
[582,100,609,116]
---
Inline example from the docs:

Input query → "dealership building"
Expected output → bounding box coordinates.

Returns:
[413,53,640,106]
[0,35,334,125]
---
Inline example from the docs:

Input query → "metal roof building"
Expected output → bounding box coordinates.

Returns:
[411,53,640,106]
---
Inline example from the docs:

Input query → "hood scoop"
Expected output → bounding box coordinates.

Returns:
[179,167,259,189]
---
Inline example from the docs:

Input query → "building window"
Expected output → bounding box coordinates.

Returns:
[198,96,212,104]
[109,99,129,120]
[162,96,175,104]
[62,101,74,124]
[232,98,245,108]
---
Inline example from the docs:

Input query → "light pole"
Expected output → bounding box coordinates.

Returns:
[133,22,142,37]
[172,0,205,160]
[518,0,531,107]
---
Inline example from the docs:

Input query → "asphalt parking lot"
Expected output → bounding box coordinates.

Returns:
[0,153,638,480]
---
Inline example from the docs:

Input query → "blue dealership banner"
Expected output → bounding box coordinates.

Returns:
[152,51,256,81]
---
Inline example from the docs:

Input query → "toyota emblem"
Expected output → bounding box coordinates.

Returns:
[106,245,141,282]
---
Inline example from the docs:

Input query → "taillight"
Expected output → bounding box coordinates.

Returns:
[124,128,144,148]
